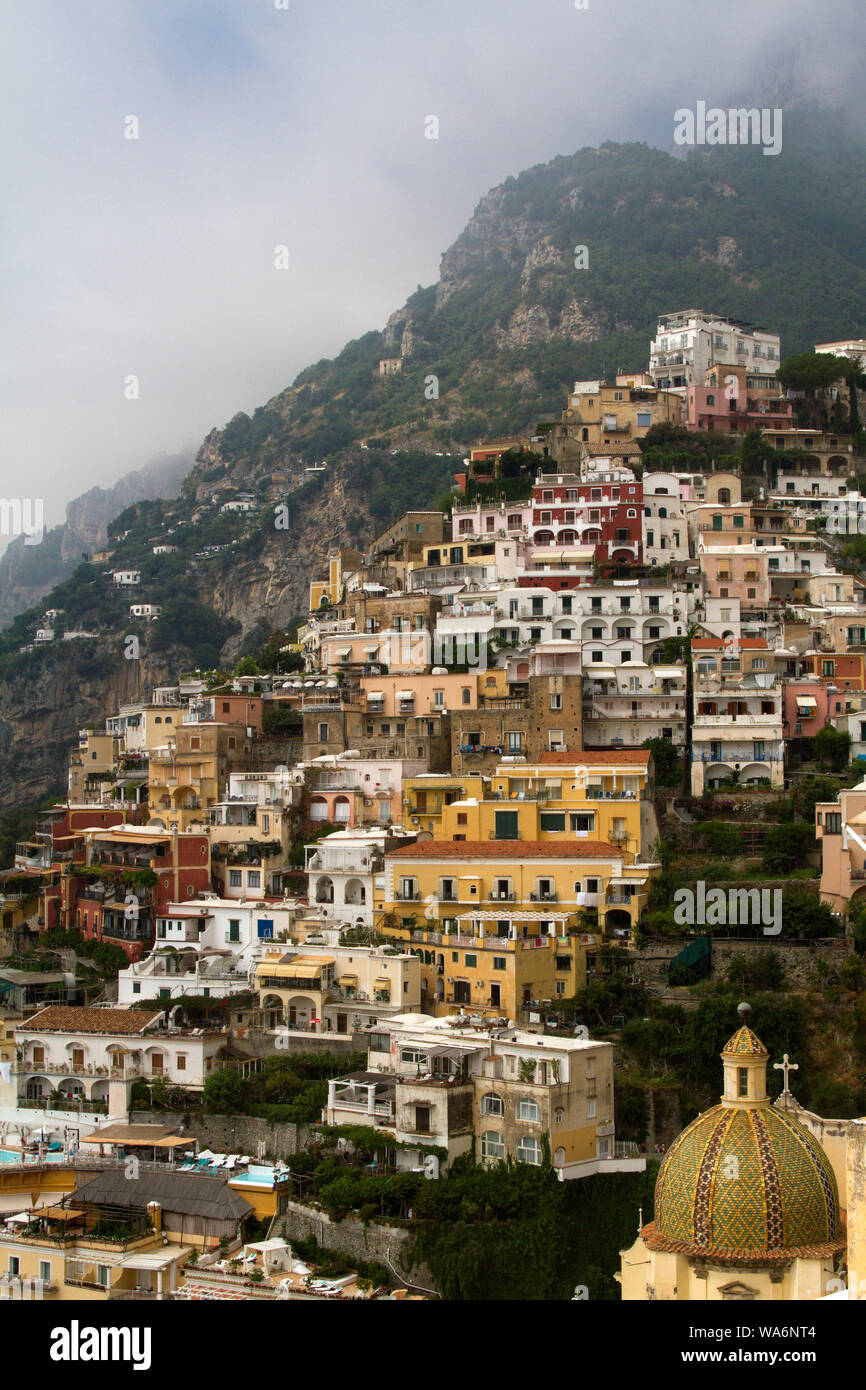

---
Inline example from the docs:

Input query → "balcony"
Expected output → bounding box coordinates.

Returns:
[487,891,517,903]
[395,890,422,902]
[691,750,783,762]
[529,891,558,903]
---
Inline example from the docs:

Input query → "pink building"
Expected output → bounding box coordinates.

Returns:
[783,681,830,740]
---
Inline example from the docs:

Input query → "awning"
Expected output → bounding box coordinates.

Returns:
[796,696,818,709]
[373,977,391,987]
[364,646,380,656]
[338,973,358,985]
[652,666,685,679]
[256,959,322,979]
[366,691,384,700]
[335,647,352,658]
[395,690,415,700]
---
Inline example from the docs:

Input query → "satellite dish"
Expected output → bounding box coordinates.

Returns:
[274,765,289,776]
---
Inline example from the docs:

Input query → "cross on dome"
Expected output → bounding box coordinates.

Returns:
[773,1052,799,1094]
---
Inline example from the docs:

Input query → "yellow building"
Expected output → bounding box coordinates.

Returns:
[379,839,650,1022]
[148,722,252,831]
[618,1017,845,1301]
[67,730,119,803]
[308,547,363,613]
[0,1162,256,1300]
[403,750,658,863]
[255,943,421,1034]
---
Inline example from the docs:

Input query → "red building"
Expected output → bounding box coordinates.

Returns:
[58,826,212,962]
[531,474,643,564]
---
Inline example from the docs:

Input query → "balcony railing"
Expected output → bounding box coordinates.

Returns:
[691,750,783,762]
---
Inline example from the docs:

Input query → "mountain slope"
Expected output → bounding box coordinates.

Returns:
[0,450,192,629]
[2,107,866,819]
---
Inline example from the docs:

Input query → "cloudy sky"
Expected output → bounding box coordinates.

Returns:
[1,0,862,538]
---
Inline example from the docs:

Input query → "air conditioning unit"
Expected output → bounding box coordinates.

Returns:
[447,977,454,984]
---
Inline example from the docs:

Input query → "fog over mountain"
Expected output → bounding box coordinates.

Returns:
[1,0,864,537]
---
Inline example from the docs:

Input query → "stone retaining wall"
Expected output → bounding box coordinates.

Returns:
[277,1198,436,1292]
[129,1110,311,1161]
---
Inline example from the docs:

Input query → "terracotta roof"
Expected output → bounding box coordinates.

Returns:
[583,443,641,457]
[19,1006,163,1036]
[692,638,769,650]
[386,840,621,859]
[539,751,650,766]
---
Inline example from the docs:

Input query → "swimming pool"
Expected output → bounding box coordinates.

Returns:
[180,1158,279,1186]
[0,1147,66,1165]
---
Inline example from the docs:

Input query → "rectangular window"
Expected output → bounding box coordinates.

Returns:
[494,810,519,839]
[465,954,477,968]
[228,869,242,888]
[39,1260,51,1283]
[550,693,562,710]
[228,919,240,942]
[540,812,566,831]
[369,1032,390,1052]
[177,1054,186,1071]
[493,956,506,970]
[401,1048,427,1066]
[738,1067,749,1097]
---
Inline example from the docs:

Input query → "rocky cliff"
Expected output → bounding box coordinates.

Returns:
[2,109,866,820]
[0,450,192,630]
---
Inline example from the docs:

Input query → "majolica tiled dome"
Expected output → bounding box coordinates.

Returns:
[653,1028,840,1255]
[721,1025,768,1058]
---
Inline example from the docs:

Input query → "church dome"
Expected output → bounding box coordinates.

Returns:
[651,1023,841,1256]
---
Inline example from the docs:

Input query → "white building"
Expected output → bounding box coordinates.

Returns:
[642,472,690,564]
[691,675,785,793]
[112,570,141,586]
[825,493,866,537]
[305,828,397,927]
[649,310,780,395]
[14,1006,228,1119]
[115,897,305,1004]
[582,661,687,748]
[325,1012,643,1179]
[130,604,162,620]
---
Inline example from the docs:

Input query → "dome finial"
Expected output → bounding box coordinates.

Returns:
[737,1000,752,1025]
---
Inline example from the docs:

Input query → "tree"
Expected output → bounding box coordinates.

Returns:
[761,822,815,875]
[203,1067,245,1114]
[811,723,851,771]
[642,737,679,786]
[776,353,845,429]
[780,885,840,939]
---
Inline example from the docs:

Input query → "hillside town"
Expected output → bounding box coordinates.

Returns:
[4,309,866,1304]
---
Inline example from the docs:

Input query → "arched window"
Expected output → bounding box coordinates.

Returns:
[315,876,334,904]
[481,1093,504,1117]
[554,1107,565,1125]
[481,1130,505,1159]
[658,506,667,518]
[516,1098,541,1122]
[462,688,471,705]
[554,1147,566,1166]
[516,1136,542,1165]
